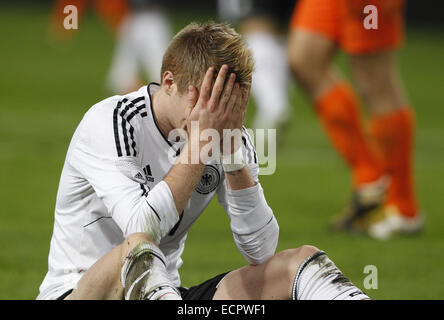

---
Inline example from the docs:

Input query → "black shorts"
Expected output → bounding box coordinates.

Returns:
[179,272,229,300]
[57,272,230,300]
[57,289,74,300]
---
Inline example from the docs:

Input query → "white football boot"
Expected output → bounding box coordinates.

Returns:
[367,205,424,240]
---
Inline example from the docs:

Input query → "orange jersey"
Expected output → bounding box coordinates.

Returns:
[290,0,405,54]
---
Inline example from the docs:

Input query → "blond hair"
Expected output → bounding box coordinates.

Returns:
[161,22,254,93]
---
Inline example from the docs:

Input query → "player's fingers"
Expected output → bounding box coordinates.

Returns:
[232,86,249,126]
[198,67,215,104]
[187,85,198,107]
[223,82,240,119]
[218,73,236,113]
[240,87,251,123]
[239,86,251,113]
[231,84,245,114]
[208,65,229,111]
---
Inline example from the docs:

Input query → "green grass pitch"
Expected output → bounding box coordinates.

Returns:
[0,4,443,299]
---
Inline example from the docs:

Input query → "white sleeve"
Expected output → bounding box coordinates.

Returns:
[68,100,179,243]
[217,128,279,265]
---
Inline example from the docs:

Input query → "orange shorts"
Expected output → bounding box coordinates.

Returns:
[52,0,128,34]
[290,0,405,54]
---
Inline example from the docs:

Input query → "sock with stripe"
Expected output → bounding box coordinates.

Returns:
[292,251,369,300]
[121,241,181,300]
[315,82,382,188]
[370,108,419,218]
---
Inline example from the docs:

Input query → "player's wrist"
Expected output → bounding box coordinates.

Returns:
[221,146,245,172]
[220,128,245,172]
[177,140,207,168]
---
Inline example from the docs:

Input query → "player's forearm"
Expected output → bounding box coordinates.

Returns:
[163,141,205,215]
[234,216,279,265]
[224,179,279,264]
[225,183,275,233]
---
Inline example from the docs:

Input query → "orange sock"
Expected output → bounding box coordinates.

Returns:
[315,82,382,188]
[370,108,418,218]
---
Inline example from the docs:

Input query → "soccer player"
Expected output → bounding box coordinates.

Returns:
[217,0,293,131]
[49,0,173,94]
[38,22,369,300]
[287,0,423,239]
[106,0,173,94]
[49,0,128,41]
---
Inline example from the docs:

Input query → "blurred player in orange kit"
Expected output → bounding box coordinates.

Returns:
[287,0,423,239]
[49,0,172,94]
[105,0,173,94]
[49,0,128,39]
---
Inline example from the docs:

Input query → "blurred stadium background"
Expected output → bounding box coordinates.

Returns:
[0,0,443,299]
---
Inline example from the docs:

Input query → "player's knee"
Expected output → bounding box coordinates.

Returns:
[287,32,333,91]
[295,245,320,259]
[121,233,155,257]
[351,59,407,114]
[289,50,336,99]
[287,48,311,85]
[275,245,320,274]
[351,68,374,103]
[287,36,307,77]
[125,232,152,245]
[350,56,393,103]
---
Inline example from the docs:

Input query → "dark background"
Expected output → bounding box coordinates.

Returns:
[3,0,444,26]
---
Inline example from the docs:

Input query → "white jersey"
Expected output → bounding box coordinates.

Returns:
[37,84,278,299]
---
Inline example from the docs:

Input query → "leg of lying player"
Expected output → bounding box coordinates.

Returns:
[214,245,369,300]
[65,232,180,300]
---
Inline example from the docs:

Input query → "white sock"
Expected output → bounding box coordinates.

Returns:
[292,251,370,300]
[148,286,182,300]
[246,32,290,130]
[121,241,182,300]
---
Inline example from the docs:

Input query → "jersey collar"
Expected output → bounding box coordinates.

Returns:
[147,82,181,156]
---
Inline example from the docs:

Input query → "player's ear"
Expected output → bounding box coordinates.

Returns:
[161,71,175,95]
